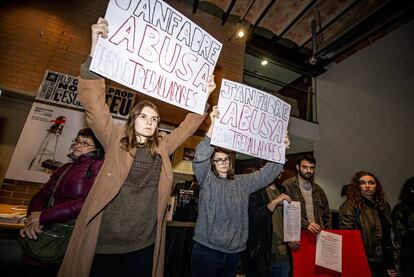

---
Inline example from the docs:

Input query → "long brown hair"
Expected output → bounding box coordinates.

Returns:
[349,171,386,210]
[210,147,235,180]
[120,100,160,156]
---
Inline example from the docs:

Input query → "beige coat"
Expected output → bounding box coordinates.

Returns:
[58,78,206,277]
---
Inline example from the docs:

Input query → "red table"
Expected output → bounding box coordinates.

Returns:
[292,230,371,277]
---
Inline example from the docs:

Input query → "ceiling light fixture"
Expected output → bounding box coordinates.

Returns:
[261,60,268,66]
[228,0,255,41]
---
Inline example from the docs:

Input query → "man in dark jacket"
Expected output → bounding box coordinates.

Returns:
[283,155,331,233]
[241,172,298,277]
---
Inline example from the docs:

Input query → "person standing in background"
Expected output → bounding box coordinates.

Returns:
[283,155,331,234]
[391,177,414,277]
[241,169,300,277]
[339,171,397,277]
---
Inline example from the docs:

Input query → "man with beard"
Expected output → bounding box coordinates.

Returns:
[283,155,331,234]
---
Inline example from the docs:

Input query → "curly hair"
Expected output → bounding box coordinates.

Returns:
[120,100,160,157]
[349,171,386,210]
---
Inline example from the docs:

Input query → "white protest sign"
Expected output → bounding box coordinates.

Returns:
[91,0,222,114]
[211,79,291,163]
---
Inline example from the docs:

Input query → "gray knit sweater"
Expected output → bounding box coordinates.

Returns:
[192,135,283,253]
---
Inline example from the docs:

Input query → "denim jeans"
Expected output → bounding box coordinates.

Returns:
[191,242,241,277]
[271,261,290,277]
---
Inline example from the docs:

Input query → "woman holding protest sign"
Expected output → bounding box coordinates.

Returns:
[58,18,216,277]
[191,106,290,277]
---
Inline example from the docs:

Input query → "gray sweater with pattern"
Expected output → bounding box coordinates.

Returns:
[192,135,283,253]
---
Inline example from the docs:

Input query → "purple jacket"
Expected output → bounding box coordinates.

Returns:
[28,153,104,225]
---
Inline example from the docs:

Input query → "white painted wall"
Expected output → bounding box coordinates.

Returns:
[314,20,414,210]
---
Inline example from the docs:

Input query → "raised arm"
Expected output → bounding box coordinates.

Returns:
[162,75,215,155]
[162,112,207,156]
[191,105,220,184]
[237,162,283,194]
[78,18,118,149]
[192,135,214,185]
[237,132,290,194]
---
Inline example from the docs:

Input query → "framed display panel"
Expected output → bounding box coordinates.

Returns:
[172,136,203,175]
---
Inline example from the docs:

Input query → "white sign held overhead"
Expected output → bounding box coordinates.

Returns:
[211,79,291,163]
[91,0,223,115]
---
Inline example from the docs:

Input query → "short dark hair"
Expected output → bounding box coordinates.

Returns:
[296,154,316,166]
[77,128,105,159]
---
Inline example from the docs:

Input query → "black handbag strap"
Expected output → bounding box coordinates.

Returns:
[48,165,72,208]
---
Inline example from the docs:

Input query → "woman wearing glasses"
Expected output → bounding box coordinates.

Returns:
[339,171,397,277]
[191,106,290,277]
[20,128,104,276]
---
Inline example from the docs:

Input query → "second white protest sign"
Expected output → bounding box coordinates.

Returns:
[211,79,291,163]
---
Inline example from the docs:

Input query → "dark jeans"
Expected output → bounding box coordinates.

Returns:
[368,261,387,277]
[191,242,241,277]
[241,259,290,277]
[240,256,269,277]
[26,264,60,277]
[271,261,290,277]
[400,254,414,277]
[90,244,154,277]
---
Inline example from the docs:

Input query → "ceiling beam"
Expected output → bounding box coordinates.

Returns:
[297,0,361,50]
[240,0,258,22]
[316,0,414,63]
[192,0,199,13]
[221,0,238,25]
[277,0,317,39]
[252,0,277,28]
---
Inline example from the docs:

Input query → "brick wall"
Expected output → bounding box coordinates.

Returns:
[0,179,42,205]
[0,0,245,97]
[0,0,107,94]
[0,0,246,203]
